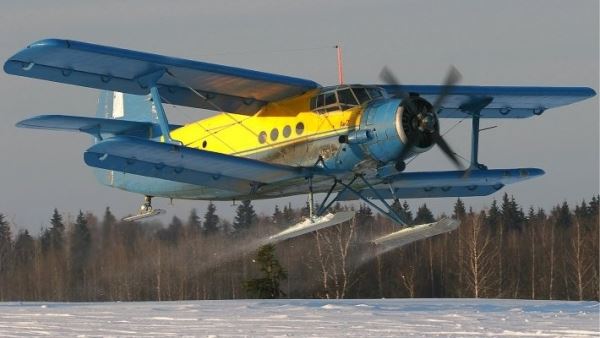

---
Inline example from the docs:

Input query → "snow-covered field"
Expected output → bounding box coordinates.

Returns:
[0,299,597,337]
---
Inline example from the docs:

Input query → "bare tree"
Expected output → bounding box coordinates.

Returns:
[463,214,497,298]
[569,217,593,300]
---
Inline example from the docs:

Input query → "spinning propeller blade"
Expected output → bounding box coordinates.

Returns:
[379,66,419,114]
[379,66,465,170]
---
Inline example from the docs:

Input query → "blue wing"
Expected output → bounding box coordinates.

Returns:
[382,85,595,118]
[4,39,320,114]
[84,136,310,193]
[337,168,545,200]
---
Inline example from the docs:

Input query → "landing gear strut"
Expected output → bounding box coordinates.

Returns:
[141,195,153,213]
[122,195,166,222]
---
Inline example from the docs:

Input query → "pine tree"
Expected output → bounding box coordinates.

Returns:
[40,227,52,253]
[555,201,571,228]
[233,200,257,232]
[203,202,220,235]
[401,200,414,225]
[486,199,501,233]
[101,207,116,245]
[271,205,286,228]
[283,203,295,224]
[49,208,65,251]
[414,204,435,224]
[158,216,183,244]
[244,244,287,298]
[300,201,311,218]
[453,198,467,220]
[501,193,525,231]
[69,211,91,296]
[589,195,599,216]
[187,208,202,236]
[0,214,12,274]
[14,230,35,265]
[356,204,374,225]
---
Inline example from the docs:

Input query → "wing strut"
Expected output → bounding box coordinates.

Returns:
[137,68,177,144]
[459,96,493,170]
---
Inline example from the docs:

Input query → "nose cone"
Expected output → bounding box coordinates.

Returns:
[419,114,437,132]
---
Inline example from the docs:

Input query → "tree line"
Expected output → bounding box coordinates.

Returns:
[0,194,597,301]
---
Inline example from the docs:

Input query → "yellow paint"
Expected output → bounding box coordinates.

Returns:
[169,90,364,157]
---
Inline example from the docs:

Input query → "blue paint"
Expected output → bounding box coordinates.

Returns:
[84,136,305,187]
[338,168,544,200]
[382,85,596,118]
[359,98,405,163]
[4,39,320,114]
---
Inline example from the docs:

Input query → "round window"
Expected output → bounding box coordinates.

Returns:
[282,125,291,138]
[296,122,305,135]
[202,140,207,148]
[270,128,279,141]
[258,131,267,144]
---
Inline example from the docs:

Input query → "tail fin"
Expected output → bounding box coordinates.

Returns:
[94,91,159,188]
[96,91,158,123]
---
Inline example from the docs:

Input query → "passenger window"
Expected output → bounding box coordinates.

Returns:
[258,131,267,144]
[353,87,370,103]
[282,125,291,138]
[296,122,305,135]
[270,128,279,141]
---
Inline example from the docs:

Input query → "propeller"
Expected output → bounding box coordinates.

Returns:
[379,66,464,170]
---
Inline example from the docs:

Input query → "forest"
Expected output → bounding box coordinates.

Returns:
[0,193,598,301]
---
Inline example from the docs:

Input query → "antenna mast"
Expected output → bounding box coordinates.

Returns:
[336,44,344,85]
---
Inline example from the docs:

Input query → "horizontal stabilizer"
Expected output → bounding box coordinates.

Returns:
[265,211,356,243]
[16,115,171,138]
[84,136,306,193]
[373,218,459,250]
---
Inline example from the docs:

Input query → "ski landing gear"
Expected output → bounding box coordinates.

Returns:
[122,196,165,222]
[265,176,356,244]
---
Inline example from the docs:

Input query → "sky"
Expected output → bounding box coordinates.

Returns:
[0,0,598,232]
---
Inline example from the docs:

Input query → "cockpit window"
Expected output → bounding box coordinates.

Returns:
[324,92,337,106]
[367,87,382,99]
[310,85,385,113]
[353,87,370,104]
[337,88,358,107]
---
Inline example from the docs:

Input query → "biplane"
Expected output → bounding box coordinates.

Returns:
[4,39,595,249]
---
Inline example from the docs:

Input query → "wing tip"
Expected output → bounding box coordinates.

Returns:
[583,87,597,98]
[27,38,70,49]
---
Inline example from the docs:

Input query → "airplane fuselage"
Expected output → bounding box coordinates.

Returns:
[98,88,374,200]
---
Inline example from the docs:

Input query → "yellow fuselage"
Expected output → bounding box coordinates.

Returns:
[170,90,363,166]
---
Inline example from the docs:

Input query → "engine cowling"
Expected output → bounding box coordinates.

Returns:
[356,97,437,163]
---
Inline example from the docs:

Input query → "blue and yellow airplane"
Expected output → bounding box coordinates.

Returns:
[4,39,596,246]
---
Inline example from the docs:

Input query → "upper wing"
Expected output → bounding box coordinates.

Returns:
[4,39,320,115]
[382,85,596,118]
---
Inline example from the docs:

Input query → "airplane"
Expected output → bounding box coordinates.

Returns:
[4,39,596,249]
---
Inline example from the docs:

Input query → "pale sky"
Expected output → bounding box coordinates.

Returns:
[0,0,598,232]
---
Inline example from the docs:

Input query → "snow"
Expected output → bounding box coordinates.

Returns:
[0,299,597,337]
